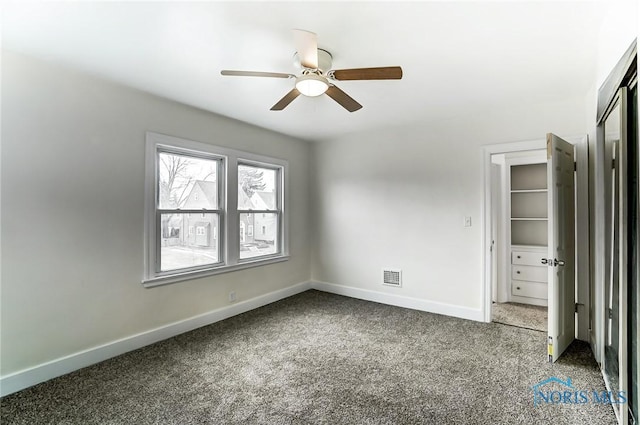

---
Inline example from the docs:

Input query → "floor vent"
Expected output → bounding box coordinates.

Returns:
[382,269,402,287]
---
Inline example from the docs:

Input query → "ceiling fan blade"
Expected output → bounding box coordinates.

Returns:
[221,70,294,79]
[330,66,403,81]
[293,29,318,69]
[325,85,362,112]
[270,88,301,111]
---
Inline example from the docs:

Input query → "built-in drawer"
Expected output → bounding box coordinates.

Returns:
[512,251,545,266]
[512,265,548,283]
[512,281,547,299]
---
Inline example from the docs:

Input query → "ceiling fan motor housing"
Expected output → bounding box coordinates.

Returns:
[294,48,333,73]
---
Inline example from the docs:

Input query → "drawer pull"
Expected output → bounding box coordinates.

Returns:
[516,271,521,274]
[516,286,521,290]
[517,255,521,259]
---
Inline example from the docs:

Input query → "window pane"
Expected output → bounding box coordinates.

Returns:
[160,213,219,271]
[158,152,218,209]
[238,164,277,210]
[239,213,278,259]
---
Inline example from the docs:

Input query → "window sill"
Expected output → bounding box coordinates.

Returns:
[142,255,290,288]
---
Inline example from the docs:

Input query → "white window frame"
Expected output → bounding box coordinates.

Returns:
[237,160,283,261]
[143,132,289,287]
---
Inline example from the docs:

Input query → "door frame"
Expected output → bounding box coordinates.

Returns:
[482,136,589,336]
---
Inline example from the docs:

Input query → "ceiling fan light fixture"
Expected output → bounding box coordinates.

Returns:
[295,74,329,97]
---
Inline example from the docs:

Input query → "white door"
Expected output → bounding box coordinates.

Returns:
[546,133,576,363]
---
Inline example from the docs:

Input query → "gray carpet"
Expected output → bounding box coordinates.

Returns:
[1,290,615,424]
[492,302,547,332]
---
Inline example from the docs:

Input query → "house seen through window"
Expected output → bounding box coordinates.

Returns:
[158,151,220,272]
[237,164,280,260]
[144,132,288,285]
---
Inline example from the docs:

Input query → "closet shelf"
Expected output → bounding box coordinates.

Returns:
[511,217,548,221]
[510,189,547,193]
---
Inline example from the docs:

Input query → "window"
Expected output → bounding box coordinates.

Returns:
[144,132,288,286]
[237,163,281,260]
[157,149,220,273]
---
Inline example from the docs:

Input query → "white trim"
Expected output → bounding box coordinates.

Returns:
[0,281,312,397]
[142,255,290,287]
[574,136,590,342]
[310,281,484,322]
[594,124,606,364]
[1,280,489,397]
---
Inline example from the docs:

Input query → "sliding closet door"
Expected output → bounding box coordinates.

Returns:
[628,81,638,425]
[595,39,637,425]
[602,88,629,424]
[603,98,620,406]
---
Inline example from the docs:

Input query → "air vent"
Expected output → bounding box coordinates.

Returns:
[382,269,402,287]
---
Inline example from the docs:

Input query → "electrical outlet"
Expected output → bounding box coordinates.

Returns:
[464,216,472,227]
[228,291,237,303]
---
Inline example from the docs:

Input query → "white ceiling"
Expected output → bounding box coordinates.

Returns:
[2,1,603,142]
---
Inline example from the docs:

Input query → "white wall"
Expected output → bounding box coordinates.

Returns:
[0,51,311,377]
[585,0,638,136]
[311,96,588,316]
[585,0,637,138]
[594,0,638,89]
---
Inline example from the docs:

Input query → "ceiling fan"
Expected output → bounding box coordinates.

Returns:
[220,29,403,112]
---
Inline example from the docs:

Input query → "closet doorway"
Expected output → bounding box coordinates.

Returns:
[491,150,549,333]
[482,135,589,361]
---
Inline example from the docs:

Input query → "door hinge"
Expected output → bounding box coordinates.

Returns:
[574,162,577,171]
[612,158,616,169]
[608,308,613,319]
[575,303,584,313]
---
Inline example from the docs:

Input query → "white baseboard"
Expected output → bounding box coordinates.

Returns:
[2,280,483,397]
[310,281,484,322]
[0,281,312,397]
